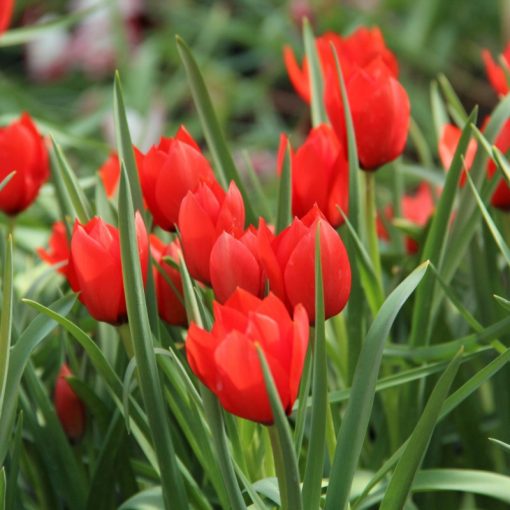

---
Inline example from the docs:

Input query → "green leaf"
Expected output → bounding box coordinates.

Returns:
[257,346,302,510]
[175,35,257,225]
[51,138,93,223]
[0,468,5,510]
[303,18,328,126]
[302,226,327,509]
[113,74,145,218]
[438,73,468,125]
[494,294,510,312]
[0,235,12,415]
[430,80,448,144]
[0,172,14,193]
[5,412,23,510]
[118,167,188,509]
[325,262,429,510]
[488,437,510,453]
[275,140,292,234]
[466,172,510,267]
[409,107,478,347]
[380,349,462,510]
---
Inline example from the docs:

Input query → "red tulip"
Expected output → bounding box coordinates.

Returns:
[54,364,86,440]
[0,113,49,215]
[37,221,70,275]
[482,43,510,96]
[186,288,309,424]
[278,124,349,227]
[257,206,351,322]
[325,57,410,170]
[209,228,265,303]
[0,0,13,35]
[150,235,187,326]
[139,126,221,231]
[438,122,510,210]
[68,213,149,324]
[179,181,245,285]
[377,182,435,254]
[98,148,144,198]
[284,26,398,103]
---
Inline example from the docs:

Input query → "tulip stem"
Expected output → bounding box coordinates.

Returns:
[364,172,384,306]
[118,324,134,358]
[6,216,15,239]
[268,424,289,510]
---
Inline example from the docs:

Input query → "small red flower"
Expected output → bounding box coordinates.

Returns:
[278,124,349,227]
[98,148,144,198]
[284,26,398,103]
[139,126,220,231]
[186,288,309,424]
[0,0,13,35]
[68,214,149,324]
[150,235,187,326]
[257,206,351,323]
[179,181,245,285]
[482,43,510,96]
[0,113,50,215]
[54,364,86,440]
[325,58,410,170]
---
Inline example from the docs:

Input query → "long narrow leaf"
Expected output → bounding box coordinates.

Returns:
[0,235,12,414]
[275,141,292,234]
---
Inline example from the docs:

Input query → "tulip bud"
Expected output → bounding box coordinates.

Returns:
[186,288,309,424]
[0,113,50,215]
[54,364,86,440]
[179,181,245,285]
[279,125,348,227]
[150,235,187,326]
[139,126,221,231]
[68,213,149,324]
[482,44,510,97]
[326,58,410,170]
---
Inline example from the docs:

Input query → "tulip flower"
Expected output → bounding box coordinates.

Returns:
[98,148,144,198]
[150,235,187,326]
[68,214,148,324]
[209,229,265,303]
[377,182,435,254]
[139,126,221,231]
[54,364,86,440]
[0,113,50,215]
[186,288,309,424]
[284,26,398,103]
[37,221,70,275]
[438,122,510,210]
[278,125,348,226]
[179,181,245,285]
[325,57,410,170]
[482,43,510,96]
[0,0,13,35]
[257,206,351,322]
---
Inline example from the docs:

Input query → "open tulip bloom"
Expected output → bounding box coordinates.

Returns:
[4,12,510,510]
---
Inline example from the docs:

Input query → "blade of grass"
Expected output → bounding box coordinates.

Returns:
[302,226,327,509]
[275,140,292,234]
[380,349,462,510]
[175,36,256,225]
[257,346,303,510]
[118,167,188,509]
[0,235,12,415]
[430,81,448,144]
[325,262,429,510]
[303,18,328,126]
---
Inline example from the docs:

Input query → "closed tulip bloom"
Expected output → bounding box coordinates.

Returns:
[279,125,348,227]
[482,43,510,96]
[68,213,149,324]
[150,235,187,326]
[139,126,220,231]
[179,181,245,285]
[258,206,351,323]
[186,288,309,424]
[54,364,86,440]
[326,58,410,170]
[284,26,398,103]
[0,0,13,35]
[98,148,144,198]
[0,113,49,215]
[210,229,264,303]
